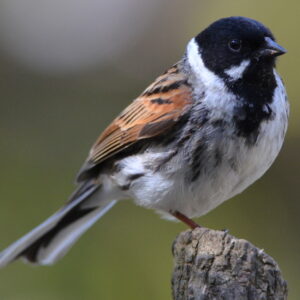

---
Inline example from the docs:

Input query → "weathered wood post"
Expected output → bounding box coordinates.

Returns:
[172,227,287,300]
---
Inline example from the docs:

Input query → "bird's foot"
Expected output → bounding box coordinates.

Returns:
[170,210,201,229]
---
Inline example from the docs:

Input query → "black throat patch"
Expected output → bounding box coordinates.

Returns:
[225,63,277,144]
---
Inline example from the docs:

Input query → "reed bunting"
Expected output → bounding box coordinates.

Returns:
[0,16,288,266]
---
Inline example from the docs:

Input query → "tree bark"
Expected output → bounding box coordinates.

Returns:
[172,227,287,300]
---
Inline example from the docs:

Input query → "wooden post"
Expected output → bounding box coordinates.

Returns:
[172,227,287,300]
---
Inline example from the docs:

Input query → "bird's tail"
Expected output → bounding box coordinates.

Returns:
[0,183,116,267]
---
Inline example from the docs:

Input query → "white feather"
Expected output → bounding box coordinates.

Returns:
[187,38,225,90]
[35,201,116,265]
[0,184,117,267]
[186,38,237,122]
[224,60,250,81]
[0,188,95,267]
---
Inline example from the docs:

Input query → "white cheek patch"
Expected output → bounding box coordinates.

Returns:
[224,59,250,81]
[187,38,224,89]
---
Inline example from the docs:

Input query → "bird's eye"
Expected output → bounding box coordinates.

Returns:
[228,39,242,52]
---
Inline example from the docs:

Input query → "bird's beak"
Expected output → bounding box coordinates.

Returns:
[259,37,287,57]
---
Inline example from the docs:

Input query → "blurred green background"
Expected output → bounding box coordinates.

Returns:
[0,0,299,299]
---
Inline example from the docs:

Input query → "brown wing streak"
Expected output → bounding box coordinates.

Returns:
[88,65,192,165]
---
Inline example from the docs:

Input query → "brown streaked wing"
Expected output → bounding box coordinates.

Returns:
[85,63,192,170]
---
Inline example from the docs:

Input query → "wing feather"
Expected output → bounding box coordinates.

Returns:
[77,63,192,181]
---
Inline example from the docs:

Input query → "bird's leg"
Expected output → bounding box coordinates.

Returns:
[170,210,200,229]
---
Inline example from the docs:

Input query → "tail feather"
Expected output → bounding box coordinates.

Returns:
[0,185,116,267]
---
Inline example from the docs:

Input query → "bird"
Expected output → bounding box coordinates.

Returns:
[0,16,289,267]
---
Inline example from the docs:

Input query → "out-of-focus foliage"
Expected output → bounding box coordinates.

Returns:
[0,1,299,299]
